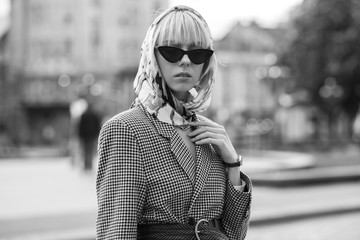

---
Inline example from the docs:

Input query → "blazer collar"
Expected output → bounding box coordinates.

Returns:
[140,104,173,139]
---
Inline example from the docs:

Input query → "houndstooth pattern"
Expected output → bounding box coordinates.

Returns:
[96,104,252,239]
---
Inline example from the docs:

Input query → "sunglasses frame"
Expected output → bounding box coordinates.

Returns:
[156,46,214,65]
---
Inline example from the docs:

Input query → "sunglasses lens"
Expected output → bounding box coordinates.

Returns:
[157,47,183,63]
[157,47,213,64]
[188,49,213,64]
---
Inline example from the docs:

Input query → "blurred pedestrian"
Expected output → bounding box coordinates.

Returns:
[353,108,360,143]
[78,101,101,171]
[0,124,12,157]
[96,5,252,239]
[69,96,88,167]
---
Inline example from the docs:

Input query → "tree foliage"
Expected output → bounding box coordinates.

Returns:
[284,0,360,131]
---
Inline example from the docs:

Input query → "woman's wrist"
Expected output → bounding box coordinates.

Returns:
[227,166,242,186]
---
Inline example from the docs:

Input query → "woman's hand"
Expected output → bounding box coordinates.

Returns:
[188,119,238,164]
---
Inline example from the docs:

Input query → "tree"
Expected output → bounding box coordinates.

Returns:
[284,0,360,140]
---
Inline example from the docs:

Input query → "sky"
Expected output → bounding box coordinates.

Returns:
[169,0,303,38]
[0,0,303,39]
[0,0,10,36]
[0,0,9,16]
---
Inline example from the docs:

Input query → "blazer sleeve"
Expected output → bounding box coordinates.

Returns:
[222,172,252,240]
[96,119,146,239]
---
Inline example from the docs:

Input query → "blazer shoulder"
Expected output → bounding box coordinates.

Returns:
[102,105,152,132]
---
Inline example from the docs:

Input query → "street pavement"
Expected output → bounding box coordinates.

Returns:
[247,212,360,240]
[0,152,360,240]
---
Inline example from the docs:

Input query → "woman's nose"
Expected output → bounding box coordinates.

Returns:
[179,53,191,66]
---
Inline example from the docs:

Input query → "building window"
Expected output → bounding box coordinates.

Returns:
[64,39,73,57]
[119,39,138,62]
[63,12,72,25]
[153,1,163,13]
[118,5,138,27]
[30,2,44,24]
[93,0,101,7]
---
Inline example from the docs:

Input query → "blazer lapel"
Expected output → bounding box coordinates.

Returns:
[189,143,212,211]
[170,133,196,184]
[145,109,196,184]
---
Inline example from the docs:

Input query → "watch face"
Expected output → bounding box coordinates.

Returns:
[238,155,243,165]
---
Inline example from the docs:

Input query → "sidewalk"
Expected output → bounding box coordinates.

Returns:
[0,152,360,239]
[0,157,97,240]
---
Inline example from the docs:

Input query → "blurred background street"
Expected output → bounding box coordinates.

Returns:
[1,146,359,239]
[1,0,360,239]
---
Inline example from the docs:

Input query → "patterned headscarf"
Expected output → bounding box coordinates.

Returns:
[133,5,216,129]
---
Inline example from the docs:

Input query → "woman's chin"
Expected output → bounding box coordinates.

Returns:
[172,89,192,101]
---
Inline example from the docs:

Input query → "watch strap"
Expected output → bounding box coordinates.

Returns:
[224,155,243,168]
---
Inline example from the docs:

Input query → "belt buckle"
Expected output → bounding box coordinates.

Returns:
[195,219,209,240]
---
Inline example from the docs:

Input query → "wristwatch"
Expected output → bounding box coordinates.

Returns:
[224,155,243,168]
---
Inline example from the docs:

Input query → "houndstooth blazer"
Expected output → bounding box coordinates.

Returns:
[96,104,252,240]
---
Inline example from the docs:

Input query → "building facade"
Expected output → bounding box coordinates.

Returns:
[4,0,168,148]
[212,22,293,147]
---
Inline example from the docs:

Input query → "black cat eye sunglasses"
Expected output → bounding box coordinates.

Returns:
[156,46,213,65]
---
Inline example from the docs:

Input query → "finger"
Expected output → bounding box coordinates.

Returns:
[190,132,224,143]
[193,137,224,146]
[187,126,222,137]
[189,119,219,128]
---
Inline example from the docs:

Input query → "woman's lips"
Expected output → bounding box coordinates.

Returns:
[175,72,192,78]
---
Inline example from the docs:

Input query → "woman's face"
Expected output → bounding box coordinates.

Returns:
[155,44,204,101]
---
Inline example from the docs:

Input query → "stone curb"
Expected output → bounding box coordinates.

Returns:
[250,203,360,227]
[250,165,360,187]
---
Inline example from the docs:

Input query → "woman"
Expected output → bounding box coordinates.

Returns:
[96,5,252,240]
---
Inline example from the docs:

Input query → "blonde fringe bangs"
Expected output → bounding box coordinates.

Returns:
[155,11,211,49]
